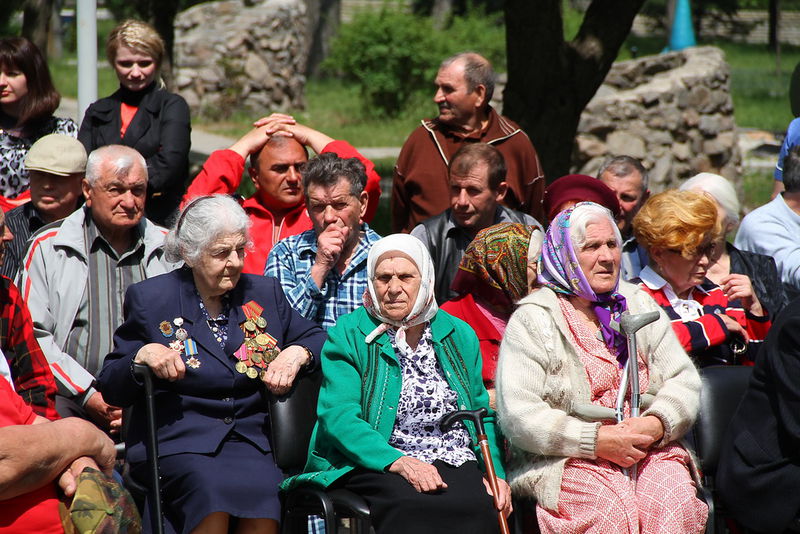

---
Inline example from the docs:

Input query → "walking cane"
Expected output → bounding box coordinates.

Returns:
[133,363,165,534]
[613,311,660,482]
[441,408,510,534]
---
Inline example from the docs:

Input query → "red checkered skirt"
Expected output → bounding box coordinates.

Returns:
[534,298,708,533]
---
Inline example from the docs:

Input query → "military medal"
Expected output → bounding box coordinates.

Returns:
[184,339,200,368]
[169,339,184,351]
[175,328,188,341]
[159,321,173,337]
[236,300,280,379]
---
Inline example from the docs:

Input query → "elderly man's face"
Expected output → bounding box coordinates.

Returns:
[599,170,648,237]
[434,60,483,128]
[82,161,147,235]
[306,177,368,249]
[449,161,506,232]
[250,139,307,212]
[576,219,621,295]
[30,170,84,223]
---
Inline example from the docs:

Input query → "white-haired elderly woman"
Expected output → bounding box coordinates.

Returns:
[496,202,706,533]
[680,172,787,318]
[283,233,511,534]
[98,195,326,534]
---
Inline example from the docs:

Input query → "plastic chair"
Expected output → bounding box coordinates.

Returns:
[268,370,372,534]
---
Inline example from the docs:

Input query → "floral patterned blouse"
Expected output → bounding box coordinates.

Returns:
[387,325,476,466]
[0,116,77,198]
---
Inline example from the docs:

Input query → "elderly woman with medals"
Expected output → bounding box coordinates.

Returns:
[97,195,326,534]
[283,234,511,534]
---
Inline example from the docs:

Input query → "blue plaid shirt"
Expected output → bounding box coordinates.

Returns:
[264,224,381,330]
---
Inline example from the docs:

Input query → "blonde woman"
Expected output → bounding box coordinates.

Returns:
[634,190,771,366]
[78,19,191,226]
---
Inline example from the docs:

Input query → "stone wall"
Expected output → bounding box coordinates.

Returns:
[573,46,741,192]
[173,0,308,119]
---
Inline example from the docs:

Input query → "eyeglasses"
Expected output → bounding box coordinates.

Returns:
[666,241,717,260]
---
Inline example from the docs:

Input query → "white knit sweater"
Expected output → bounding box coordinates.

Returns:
[495,281,701,511]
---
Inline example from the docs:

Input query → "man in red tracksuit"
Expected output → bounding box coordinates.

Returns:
[183,114,381,275]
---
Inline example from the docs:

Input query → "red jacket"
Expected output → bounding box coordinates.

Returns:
[184,140,382,275]
[441,293,502,389]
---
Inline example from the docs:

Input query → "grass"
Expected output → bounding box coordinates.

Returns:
[195,78,436,147]
[742,168,775,211]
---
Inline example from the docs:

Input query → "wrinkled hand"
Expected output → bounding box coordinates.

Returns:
[595,423,652,467]
[388,456,447,493]
[615,415,664,448]
[57,420,116,497]
[717,313,750,343]
[84,391,123,435]
[315,222,349,269]
[720,273,764,317]
[58,457,102,498]
[252,113,296,129]
[228,114,296,159]
[482,476,513,518]
[261,345,310,395]
[134,342,185,381]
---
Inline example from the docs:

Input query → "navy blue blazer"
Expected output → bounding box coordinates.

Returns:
[97,268,326,466]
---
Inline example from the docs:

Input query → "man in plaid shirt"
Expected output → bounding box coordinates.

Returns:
[0,211,57,419]
[265,152,380,330]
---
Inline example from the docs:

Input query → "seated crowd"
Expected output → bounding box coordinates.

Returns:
[2,20,800,534]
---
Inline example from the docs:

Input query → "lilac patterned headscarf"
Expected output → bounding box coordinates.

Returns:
[537,202,630,366]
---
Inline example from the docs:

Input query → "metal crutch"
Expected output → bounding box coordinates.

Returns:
[441,407,510,534]
[613,311,660,482]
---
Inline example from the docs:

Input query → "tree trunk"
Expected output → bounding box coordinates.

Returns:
[22,0,54,59]
[431,0,454,29]
[305,0,341,77]
[503,0,645,181]
[768,0,780,52]
[149,0,180,91]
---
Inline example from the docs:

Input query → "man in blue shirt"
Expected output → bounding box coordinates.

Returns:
[265,152,380,330]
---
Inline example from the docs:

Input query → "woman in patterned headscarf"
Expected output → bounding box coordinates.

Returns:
[284,234,511,534]
[441,223,542,403]
[495,202,706,533]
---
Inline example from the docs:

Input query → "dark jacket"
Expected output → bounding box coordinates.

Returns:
[97,268,326,466]
[78,84,191,226]
[717,296,800,533]
[729,242,789,319]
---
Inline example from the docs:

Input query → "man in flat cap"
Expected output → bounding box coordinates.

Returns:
[2,134,87,279]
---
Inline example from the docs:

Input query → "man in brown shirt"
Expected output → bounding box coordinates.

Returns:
[391,52,545,233]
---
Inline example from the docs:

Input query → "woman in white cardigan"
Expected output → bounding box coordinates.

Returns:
[496,202,707,533]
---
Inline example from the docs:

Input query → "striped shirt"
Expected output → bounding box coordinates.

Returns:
[636,266,771,367]
[64,215,146,378]
[264,225,380,330]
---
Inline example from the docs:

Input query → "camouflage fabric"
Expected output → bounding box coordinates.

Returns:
[68,467,141,534]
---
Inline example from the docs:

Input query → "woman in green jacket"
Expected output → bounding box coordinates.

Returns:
[283,234,511,533]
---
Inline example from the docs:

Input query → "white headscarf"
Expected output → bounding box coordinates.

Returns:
[363,234,439,352]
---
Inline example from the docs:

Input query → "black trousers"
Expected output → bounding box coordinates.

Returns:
[339,460,499,534]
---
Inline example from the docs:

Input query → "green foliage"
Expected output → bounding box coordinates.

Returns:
[323,7,443,118]
[437,6,506,70]
[325,3,506,118]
